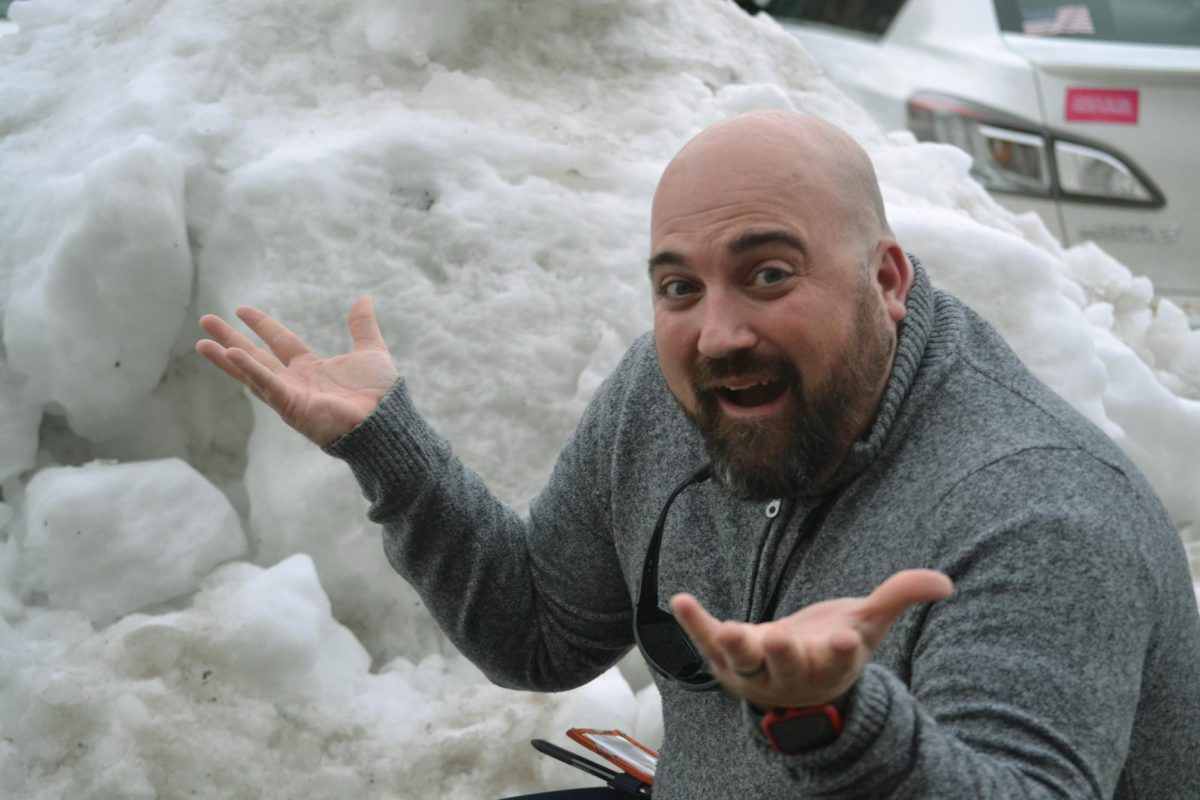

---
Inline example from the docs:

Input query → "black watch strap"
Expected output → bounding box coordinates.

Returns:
[758,691,851,753]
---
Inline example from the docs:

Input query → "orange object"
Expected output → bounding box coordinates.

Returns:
[566,728,659,786]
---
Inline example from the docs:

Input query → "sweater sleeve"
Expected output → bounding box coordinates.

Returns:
[323,370,636,692]
[747,447,1200,798]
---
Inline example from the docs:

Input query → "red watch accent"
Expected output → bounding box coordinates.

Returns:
[760,703,845,753]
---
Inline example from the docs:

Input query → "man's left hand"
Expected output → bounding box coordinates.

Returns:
[670,569,953,709]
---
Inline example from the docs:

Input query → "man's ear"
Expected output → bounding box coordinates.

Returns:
[874,240,913,324]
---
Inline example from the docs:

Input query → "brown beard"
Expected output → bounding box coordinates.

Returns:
[685,284,895,500]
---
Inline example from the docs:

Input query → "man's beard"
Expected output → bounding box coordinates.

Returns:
[685,289,895,500]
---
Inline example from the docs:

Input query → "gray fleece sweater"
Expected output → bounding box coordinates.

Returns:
[328,266,1200,799]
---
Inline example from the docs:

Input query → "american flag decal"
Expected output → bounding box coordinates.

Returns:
[1022,4,1096,36]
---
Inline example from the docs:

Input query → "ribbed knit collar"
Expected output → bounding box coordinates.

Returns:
[813,256,946,497]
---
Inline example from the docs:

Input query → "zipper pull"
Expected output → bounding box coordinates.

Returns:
[765,499,781,518]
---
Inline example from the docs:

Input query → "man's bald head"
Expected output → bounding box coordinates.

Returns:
[651,110,891,254]
[647,110,913,498]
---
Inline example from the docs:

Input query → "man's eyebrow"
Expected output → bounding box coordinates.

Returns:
[727,230,808,257]
[647,250,687,275]
[647,231,807,275]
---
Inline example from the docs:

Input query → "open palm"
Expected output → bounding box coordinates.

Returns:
[196,296,398,446]
[671,569,953,709]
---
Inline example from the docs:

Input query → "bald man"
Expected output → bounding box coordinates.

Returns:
[198,111,1200,799]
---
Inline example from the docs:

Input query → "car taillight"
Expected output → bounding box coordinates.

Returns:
[907,92,1163,208]
[1053,140,1157,204]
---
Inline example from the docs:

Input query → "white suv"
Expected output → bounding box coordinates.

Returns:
[741,0,1200,311]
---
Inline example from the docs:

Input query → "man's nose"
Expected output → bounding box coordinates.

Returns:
[696,295,758,359]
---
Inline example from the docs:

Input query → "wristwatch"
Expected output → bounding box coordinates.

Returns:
[758,691,851,753]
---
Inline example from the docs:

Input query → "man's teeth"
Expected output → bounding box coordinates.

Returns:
[724,379,773,391]
[715,378,786,408]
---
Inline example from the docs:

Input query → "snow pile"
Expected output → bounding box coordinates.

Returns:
[4,136,191,440]
[0,554,639,798]
[17,458,246,625]
[0,0,1197,796]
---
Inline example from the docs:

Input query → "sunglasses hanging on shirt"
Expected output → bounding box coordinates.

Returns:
[632,463,842,692]
[633,464,719,691]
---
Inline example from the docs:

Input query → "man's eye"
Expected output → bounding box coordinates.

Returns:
[661,280,699,299]
[753,267,789,286]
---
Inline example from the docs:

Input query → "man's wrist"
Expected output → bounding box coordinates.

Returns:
[755,688,853,754]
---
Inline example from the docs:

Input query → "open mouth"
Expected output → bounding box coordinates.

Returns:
[715,378,787,408]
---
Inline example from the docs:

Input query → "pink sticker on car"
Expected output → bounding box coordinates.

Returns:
[1065,89,1139,124]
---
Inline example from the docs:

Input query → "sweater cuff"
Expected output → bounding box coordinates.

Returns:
[322,379,453,498]
[746,664,893,779]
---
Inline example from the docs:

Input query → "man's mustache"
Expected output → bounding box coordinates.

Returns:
[692,351,797,390]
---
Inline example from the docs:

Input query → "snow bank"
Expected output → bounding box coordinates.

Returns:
[15,458,246,625]
[3,136,191,440]
[0,0,1197,796]
[0,555,639,798]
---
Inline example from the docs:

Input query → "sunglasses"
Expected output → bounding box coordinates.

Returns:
[631,463,841,691]
[633,464,720,691]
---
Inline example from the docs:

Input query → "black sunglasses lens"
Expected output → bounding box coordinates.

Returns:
[635,606,711,683]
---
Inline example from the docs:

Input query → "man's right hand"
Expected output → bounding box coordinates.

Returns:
[195,295,399,446]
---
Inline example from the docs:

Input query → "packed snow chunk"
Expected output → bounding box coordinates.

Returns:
[1087,328,1200,528]
[19,458,246,625]
[200,555,371,700]
[893,206,1115,434]
[243,406,448,664]
[338,0,469,65]
[2,135,191,440]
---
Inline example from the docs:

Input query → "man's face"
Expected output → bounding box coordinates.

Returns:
[650,144,897,499]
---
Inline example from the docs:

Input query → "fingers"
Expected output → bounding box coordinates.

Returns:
[236,306,312,366]
[195,338,266,402]
[224,347,293,416]
[198,312,285,377]
[194,311,302,413]
[760,628,804,682]
[859,569,953,646]
[670,593,727,670]
[867,570,953,614]
[199,313,271,358]
[759,626,860,688]
[716,621,767,677]
[668,573,952,709]
[827,627,862,655]
[672,594,765,677]
[347,295,387,352]
[201,299,379,373]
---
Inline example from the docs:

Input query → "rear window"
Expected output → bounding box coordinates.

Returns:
[734,0,908,37]
[995,0,1200,47]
